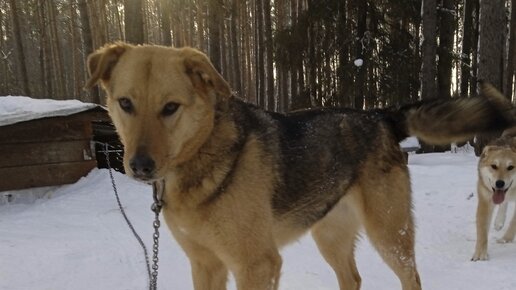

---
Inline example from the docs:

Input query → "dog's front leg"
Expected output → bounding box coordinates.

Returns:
[233,250,282,290]
[190,256,228,290]
[170,227,228,290]
[494,202,508,231]
[472,194,494,261]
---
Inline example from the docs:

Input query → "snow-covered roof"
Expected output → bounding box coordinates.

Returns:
[400,136,421,150]
[0,96,103,127]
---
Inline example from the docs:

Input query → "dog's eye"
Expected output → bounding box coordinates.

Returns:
[491,164,498,170]
[508,165,514,171]
[118,97,134,113]
[161,102,180,116]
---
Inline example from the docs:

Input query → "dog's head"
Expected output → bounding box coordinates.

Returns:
[479,143,516,204]
[86,43,231,181]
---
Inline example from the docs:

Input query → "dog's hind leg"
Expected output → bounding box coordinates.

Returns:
[498,204,516,243]
[359,168,422,290]
[494,202,508,231]
[311,195,362,290]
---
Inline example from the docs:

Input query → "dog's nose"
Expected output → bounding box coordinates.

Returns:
[495,180,505,189]
[129,152,155,178]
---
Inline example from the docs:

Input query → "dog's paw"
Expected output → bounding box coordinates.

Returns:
[497,237,514,244]
[471,252,489,261]
[494,221,505,231]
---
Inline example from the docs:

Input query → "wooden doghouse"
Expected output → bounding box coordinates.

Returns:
[0,97,110,191]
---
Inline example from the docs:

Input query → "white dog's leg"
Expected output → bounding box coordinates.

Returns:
[494,202,508,231]
[472,195,495,261]
[498,205,516,243]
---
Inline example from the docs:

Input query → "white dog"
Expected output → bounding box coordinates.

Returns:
[472,134,516,261]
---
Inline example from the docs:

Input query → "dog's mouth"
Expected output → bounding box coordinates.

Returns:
[492,188,507,204]
[492,185,510,204]
[130,169,163,184]
[132,174,155,183]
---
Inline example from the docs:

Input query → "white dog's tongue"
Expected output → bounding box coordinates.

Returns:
[493,189,506,204]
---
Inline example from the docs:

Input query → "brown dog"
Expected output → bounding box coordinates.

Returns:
[86,43,513,290]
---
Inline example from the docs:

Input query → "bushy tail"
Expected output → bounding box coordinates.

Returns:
[394,82,514,144]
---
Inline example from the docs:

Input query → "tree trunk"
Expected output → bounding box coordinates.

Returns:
[307,1,317,107]
[160,0,172,46]
[419,0,439,152]
[8,0,30,96]
[78,0,100,103]
[70,0,81,99]
[124,0,144,44]
[264,0,275,111]
[354,0,367,109]
[255,0,265,107]
[230,0,242,96]
[413,1,422,101]
[197,2,206,51]
[470,0,480,95]
[0,3,8,94]
[337,0,350,107]
[37,0,52,98]
[421,0,438,100]
[460,0,474,96]
[220,19,227,79]
[290,0,309,110]
[474,0,506,155]
[114,0,124,40]
[48,1,66,98]
[437,0,455,97]
[504,0,516,100]
[243,1,255,103]
[208,0,222,71]
[276,0,289,112]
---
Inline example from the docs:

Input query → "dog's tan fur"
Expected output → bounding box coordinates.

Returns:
[86,43,514,290]
[472,131,516,261]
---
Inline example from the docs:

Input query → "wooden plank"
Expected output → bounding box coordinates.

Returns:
[0,160,97,191]
[0,110,109,144]
[0,118,90,144]
[0,140,95,168]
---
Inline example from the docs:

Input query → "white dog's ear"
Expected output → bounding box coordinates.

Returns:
[481,145,499,158]
[85,43,130,89]
[182,48,232,101]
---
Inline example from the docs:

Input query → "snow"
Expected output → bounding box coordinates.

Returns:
[0,96,100,127]
[1,150,516,290]
[400,137,421,150]
[353,58,364,67]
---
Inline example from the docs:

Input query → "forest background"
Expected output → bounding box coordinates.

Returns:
[0,0,515,152]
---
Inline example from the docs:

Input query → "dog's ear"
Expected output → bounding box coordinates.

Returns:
[182,48,231,101]
[482,145,502,158]
[85,43,129,89]
[481,146,494,158]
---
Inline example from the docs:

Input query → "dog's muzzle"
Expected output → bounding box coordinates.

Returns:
[129,152,156,181]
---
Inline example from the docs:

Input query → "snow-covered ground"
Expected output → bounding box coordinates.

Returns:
[1,150,515,290]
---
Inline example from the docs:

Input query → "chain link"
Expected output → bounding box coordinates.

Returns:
[150,181,164,290]
[102,142,162,290]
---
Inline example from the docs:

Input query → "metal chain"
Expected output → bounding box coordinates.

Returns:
[102,143,163,290]
[150,182,164,290]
